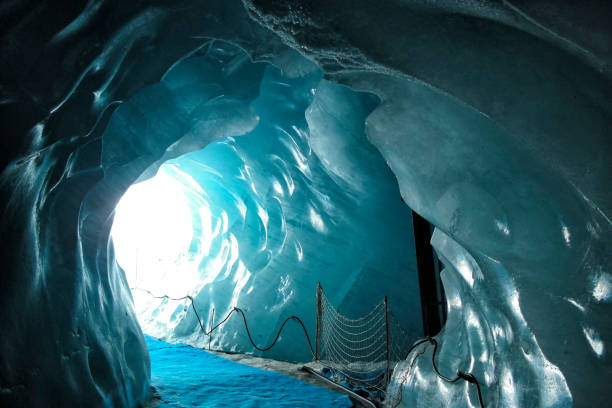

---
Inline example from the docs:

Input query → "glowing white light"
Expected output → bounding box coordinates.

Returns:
[309,206,327,234]
[198,205,213,256]
[495,220,510,236]
[221,211,229,234]
[510,294,522,315]
[226,234,240,277]
[272,180,284,195]
[93,90,103,103]
[111,168,199,297]
[280,135,308,172]
[501,368,519,406]
[204,237,232,282]
[169,164,208,197]
[564,297,585,313]
[295,240,303,261]
[582,326,604,357]
[456,259,474,287]
[230,261,251,307]
[562,226,571,245]
[592,273,611,302]
[234,196,247,220]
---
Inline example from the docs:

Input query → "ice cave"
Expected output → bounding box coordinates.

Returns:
[0,1,610,407]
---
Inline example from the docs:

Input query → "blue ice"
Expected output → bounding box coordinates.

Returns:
[111,42,423,362]
[145,335,351,407]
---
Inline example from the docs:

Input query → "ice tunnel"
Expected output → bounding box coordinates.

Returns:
[0,1,610,407]
[110,45,423,363]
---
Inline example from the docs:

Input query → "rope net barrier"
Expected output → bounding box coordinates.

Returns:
[315,284,415,392]
[132,284,486,407]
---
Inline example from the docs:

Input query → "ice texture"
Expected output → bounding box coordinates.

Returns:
[145,335,352,407]
[0,1,610,407]
[111,45,422,362]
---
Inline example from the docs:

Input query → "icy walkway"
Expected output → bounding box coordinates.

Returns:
[145,336,352,407]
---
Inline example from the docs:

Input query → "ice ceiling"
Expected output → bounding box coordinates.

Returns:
[0,1,610,408]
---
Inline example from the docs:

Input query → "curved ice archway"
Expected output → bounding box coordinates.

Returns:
[0,1,610,407]
[109,48,422,363]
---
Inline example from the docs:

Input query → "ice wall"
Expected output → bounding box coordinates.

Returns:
[244,3,611,407]
[353,73,611,407]
[111,45,422,362]
[0,2,287,406]
[0,1,610,407]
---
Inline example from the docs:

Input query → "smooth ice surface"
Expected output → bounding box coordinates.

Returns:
[145,335,351,407]
[387,229,573,407]
[244,4,611,407]
[1,1,610,407]
[111,43,422,362]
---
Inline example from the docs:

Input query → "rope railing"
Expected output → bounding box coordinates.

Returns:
[131,284,485,408]
[130,286,315,356]
[389,336,485,408]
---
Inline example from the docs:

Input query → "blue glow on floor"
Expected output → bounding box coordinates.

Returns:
[146,335,352,407]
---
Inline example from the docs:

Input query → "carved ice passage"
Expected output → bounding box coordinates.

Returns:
[0,1,610,408]
[110,46,422,363]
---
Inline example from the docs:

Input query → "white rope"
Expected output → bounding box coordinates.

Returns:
[317,288,415,394]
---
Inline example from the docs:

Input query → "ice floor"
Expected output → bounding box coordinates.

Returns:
[145,335,352,407]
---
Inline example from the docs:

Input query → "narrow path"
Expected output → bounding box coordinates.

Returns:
[145,336,353,407]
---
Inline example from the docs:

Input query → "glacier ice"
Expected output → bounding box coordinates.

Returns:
[0,1,610,407]
[145,335,353,407]
[111,44,422,363]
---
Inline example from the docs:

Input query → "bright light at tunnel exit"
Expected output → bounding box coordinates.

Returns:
[111,169,198,297]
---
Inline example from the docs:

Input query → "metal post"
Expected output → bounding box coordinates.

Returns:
[385,296,390,387]
[208,307,215,351]
[315,283,323,361]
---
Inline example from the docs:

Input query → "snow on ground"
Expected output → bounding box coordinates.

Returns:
[145,336,352,407]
